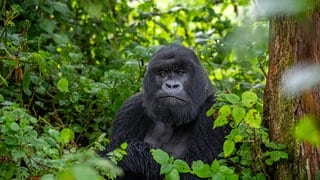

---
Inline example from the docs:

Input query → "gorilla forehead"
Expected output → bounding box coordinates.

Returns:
[148,58,191,72]
[148,45,201,72]
[150,45,200,64]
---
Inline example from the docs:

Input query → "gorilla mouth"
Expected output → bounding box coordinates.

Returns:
[158,96,187,103]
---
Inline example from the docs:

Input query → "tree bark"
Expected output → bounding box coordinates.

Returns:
[264,4,320,180]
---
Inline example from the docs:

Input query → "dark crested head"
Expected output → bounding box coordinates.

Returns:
[143,45,214,125]
[149,45,201,65]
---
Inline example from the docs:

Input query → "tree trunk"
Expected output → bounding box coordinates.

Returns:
[263,4,320,180]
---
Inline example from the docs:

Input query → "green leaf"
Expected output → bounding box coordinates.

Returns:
[256,102,263,113]
[165,169,180,180]
[9,122,20,131]
[0,94,4,102]
[232,106,245,126]
[295,116,320,145]
[244,109,261,128]
[48,128,60,141]
[263,151,288,165]
[81,1,103,18]
[57,78,69,93]
[22,73,32,96]
[174,159,190,173]
[219,105,231,117]
[53,2,71,15]
[39,18,56,34]
[160,163,174,174]
[265,159,273,166]
[36,85,47,95]
[75,105,85,112]
[41,174,55,180]
[0,75,8,87]
[154,21,170,33]
[214,105,231,128]
[11,148,26,161]
[151,149,170,164]
[52,33,70,45]
[241,91,258,108]
[211,173,224,180]
[225,93,240,104]
[191,161,212,178]
[72,165,100,180]
[213,116,228,128]
[279,151,288,159]
[70,92,80,103]
[234,135,243,143]
[70,123,83,133]
[223,139,235,157]
[206,108,215,117]
[120,142,128,150]
[211,160,219,172]
[58,168,75,179]
[256,173,266,180]
[59,128,74,144]
[219,165,234,174]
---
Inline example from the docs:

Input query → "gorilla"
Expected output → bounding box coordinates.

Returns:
[104,45,229,179]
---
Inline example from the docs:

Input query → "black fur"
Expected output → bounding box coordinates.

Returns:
[102,45,229,179]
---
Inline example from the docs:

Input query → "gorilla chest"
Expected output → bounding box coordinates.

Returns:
[143,121,191,158]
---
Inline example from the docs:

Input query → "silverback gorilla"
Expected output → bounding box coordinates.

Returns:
[104,45,229,179]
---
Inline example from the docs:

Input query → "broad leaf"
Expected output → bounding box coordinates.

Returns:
[211,160,219,172]
[174,159,190,173]
[160,163,173,174]
[225,93,240,104]
[57,78,69,93]
[191,161,212,178]
[165,169,180,180]
[232,106,245,126]
[244,109,261,128]
[59,128,74,144]
[206,108,215,117]
[214,116,228,128]
[295,116,320,145]
[219,105,231,117]
[241,91,258,108]
[223,140,235,157]
[151,149,170,164]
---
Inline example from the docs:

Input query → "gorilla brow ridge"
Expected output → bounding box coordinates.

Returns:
[148,59,190,73]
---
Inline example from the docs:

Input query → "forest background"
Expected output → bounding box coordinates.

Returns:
[0,0,319,179]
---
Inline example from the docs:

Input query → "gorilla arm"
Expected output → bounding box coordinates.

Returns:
[111,93,150,142]
[106,93,161,178]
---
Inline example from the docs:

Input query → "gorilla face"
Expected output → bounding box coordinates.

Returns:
[143,45,214,125]
[153,60,190,106]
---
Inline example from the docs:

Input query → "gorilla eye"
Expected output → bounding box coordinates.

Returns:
[158,70,168,77]
[176,70,185,75]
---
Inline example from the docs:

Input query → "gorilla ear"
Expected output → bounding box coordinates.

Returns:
[206,83,214,97]
[197,65,214,97]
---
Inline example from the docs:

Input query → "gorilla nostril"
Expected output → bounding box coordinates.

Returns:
[172,84,180,89]
[165,83,180,89]
[163,80,182,91]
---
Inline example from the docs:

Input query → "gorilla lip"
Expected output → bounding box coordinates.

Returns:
[158,96,187,102]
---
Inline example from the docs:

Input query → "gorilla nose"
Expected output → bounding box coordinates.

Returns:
[163,80,183,92]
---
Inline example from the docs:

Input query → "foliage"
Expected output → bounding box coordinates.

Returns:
[151,91,288,179]
[295,116,320,145]
[0,103,122,180]
[151,149,237,179]
[106,142,128,165]
[0,0,274,179]
[209,91,288,179]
